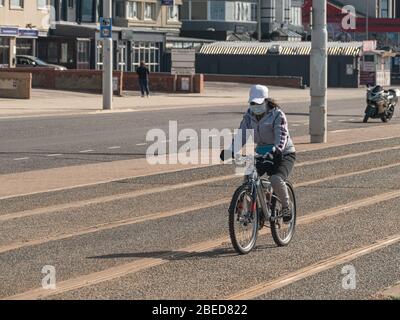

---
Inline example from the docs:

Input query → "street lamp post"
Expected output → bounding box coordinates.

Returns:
[309,0,328,143]
[103,0,113,110]
[258,0,262,41]
[366,0,369,40]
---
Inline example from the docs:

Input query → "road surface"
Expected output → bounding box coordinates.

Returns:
[0,94,399,300]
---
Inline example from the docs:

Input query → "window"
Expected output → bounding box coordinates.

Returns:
[291,6,302,26]
[191,1,207,20]
[16,38,33,55]
[131,41,160,72]
[251,2,257,21]
[68,0,73,8]
[115,0,125,17]
[180,0,189,19]
[364,55,375,62]
[209,1,225,21]
[168,4,179,21]
[16,56,30,65]
[127,1,139,19]
[10,0,24,9]
[144,3,155,20]
[37,0,47,10]
[380,0,389,18]
[81,0,95,22]
[96,40,103,70]
[234,2,252,22]
[77,41,90,69]
[47,42,58,63]
[0,37,10,67]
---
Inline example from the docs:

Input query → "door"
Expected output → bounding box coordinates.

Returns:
[76,39,90,69]
[117,41,127,71]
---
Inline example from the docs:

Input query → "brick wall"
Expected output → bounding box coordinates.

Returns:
[123,72,203,93]
[0,68,124,96]
[123,72,176,92]
[0,69,204,94]
[204,74,304,89]
[0,72,32,99]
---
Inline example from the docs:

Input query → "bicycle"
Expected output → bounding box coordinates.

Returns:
[228,152,297,254]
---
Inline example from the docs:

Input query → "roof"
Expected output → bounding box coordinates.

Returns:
[166,35,214,43]
[271,29,302,39]
[226,33,255,42]
[199,41,364,56]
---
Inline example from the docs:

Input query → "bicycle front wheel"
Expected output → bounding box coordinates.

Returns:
[228,185,259,255]
[270,181,297,246]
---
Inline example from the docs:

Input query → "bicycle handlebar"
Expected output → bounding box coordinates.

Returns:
[234,152,275,165]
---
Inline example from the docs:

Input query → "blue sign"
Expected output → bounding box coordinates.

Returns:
[100,17,112,38]
[0,27,18,36]
[161,0,174,5]
[18,28,39,38]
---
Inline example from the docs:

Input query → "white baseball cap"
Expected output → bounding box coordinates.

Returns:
[249,85,269,104]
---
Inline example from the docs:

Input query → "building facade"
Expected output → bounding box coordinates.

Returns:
[337,0,400,18]
[180,0,258,40]
[197,41,364,87]
[260,0,304,35]
[37,0,182,71]
[0,0,50,67]
[0,1,182,71]
[303,0,400,50]
[180,0,303,41]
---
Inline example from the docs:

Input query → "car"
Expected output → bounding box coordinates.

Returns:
[16,55,67,70]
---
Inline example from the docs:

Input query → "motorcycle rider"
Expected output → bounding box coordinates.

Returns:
[220,84,296,223]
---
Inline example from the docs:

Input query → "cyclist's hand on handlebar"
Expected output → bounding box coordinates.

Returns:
[273,147,283,163]
[220,149,234,161]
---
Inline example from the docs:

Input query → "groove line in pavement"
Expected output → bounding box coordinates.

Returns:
[3,145,400,223]
[0,198,231,255]
[2,161,400,254]
[226,234,400,300]
[0,175,235,222]
[4,188,400,300]
[1,133,400,202]
[2,162,400,255]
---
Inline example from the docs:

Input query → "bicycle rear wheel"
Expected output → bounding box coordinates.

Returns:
[270,181,296,246]
[228,185,259,255]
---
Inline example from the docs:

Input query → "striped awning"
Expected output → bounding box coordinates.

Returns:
[199,41,363,56]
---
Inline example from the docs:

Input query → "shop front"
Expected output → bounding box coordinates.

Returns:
[17,29,39,56]
[38,23,167,71]
[95,30,165,73]
[0,27,39,68]
[0,27,17,68]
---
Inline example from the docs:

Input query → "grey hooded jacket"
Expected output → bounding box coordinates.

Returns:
[231,107,296,155]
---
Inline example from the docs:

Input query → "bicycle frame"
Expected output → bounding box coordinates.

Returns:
[229,152,296,253]
[240,156,273,221]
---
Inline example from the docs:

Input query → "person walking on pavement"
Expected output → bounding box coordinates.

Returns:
[136,61,150,97]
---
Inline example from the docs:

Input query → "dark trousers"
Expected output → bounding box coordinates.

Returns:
[256,153,296,180]
[139,78,149,96]
[256,152,296,208]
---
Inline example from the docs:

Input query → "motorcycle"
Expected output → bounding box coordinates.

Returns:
[363,85,400,123]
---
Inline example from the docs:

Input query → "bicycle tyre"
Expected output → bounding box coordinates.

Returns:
[270,181,297,247]
[228,184,259,255]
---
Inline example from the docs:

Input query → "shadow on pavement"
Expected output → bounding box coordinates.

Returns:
[87,244,277,261]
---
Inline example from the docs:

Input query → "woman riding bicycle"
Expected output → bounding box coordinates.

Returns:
[221,84,296,223]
